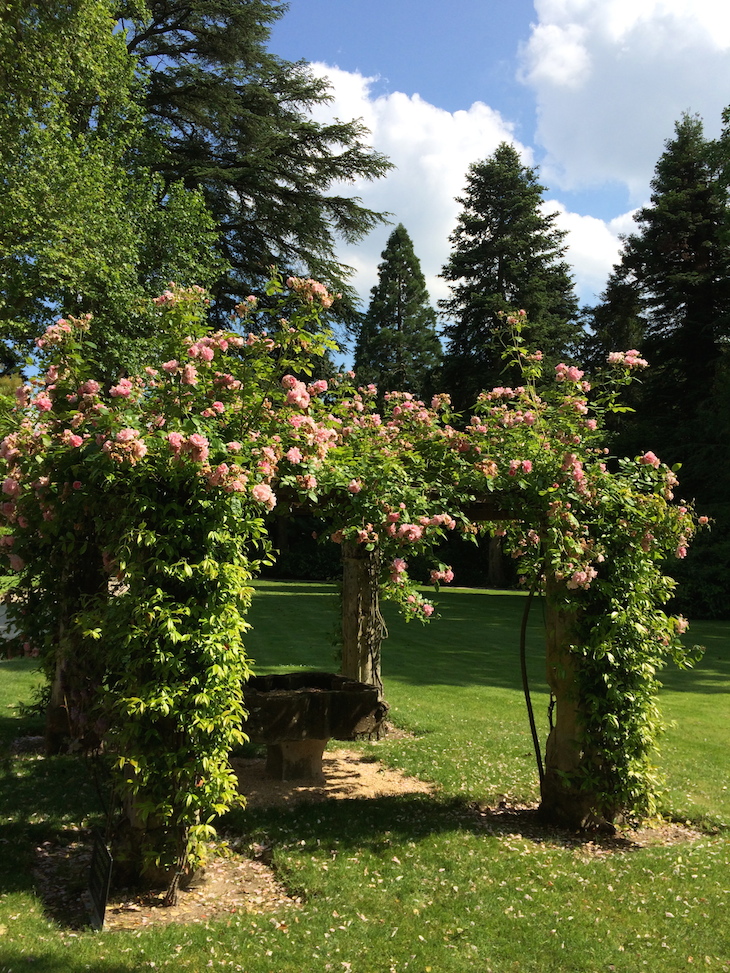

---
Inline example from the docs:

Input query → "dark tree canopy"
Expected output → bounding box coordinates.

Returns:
[119,0,393,317]
[440,142,579,411]
[625,114,730,395]
[353,224,442,398]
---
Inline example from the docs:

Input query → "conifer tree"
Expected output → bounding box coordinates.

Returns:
[119,0,392,316]
[440,143,578,411]
[354,225,442,396]
[585,113,730,483]
[583,113,730,617]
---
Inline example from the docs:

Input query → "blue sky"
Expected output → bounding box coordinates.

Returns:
[269,1,730,315]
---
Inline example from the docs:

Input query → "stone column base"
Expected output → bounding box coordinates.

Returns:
[265,739,328,780]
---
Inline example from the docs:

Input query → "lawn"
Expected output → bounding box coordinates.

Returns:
[0,581,728,972]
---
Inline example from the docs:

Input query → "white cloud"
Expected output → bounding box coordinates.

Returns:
[551,204,634,305]
[308,63,523,308]
[307,62,629,317]
[522,0,730,200]
[522,23,591,89]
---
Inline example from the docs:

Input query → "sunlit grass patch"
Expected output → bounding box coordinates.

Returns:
[0,582,728,973]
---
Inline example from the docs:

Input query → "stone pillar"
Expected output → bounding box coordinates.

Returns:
[540,581,593,828]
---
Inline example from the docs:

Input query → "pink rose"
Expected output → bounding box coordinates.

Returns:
[167,431,184,453]
[2,477,20,498]
[110,378,133,398]
[182,363,198,386]
[252,483,276,510]
[639,451,661,468]
[555,363,585,382]
[188,433,209,462]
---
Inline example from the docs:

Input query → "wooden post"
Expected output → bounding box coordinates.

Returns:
[341,542,386,694]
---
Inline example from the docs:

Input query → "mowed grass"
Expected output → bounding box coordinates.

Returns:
[0,581,728,973]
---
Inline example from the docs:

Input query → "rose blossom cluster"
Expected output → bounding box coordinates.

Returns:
[429,566,454,585]
[110,377,135,399]
[477,386,525,402]
[153,282,207,307]
[102,428,148,465]
[565,565,598,590]
[639,451,661,469]
[404,593,434,618]
[282,375,311,410]
[287,413,339,460]
[166,431,209,463]
[60,429,84,448]
[561,452,588,495]
[35,313,91,349]
[205,463,248,493]
[286,276,339,309]
[251,482,277,510]
[555,363,585,383]
[607,349,648,369]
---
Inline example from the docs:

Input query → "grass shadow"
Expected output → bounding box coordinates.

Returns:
[224,791,674,860]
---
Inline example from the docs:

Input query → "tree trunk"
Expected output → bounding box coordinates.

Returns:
[111,767,192,895]
[341,542,385,694]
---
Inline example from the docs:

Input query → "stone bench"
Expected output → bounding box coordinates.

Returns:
[242,671,388,780]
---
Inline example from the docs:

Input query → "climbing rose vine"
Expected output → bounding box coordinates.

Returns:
[0,288,703,881]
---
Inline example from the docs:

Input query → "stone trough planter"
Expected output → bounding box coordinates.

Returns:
[242,672,388,780]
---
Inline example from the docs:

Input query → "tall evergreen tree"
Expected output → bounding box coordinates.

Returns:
[354,225,442,397]
[626,114,730,407]
[440,143,579,411]
[580,266,646,374]
[585,114,730,484]
[119,0,392,316]
[582,112,730,618]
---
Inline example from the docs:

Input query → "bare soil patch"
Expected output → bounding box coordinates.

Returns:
[230,745,433,810]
